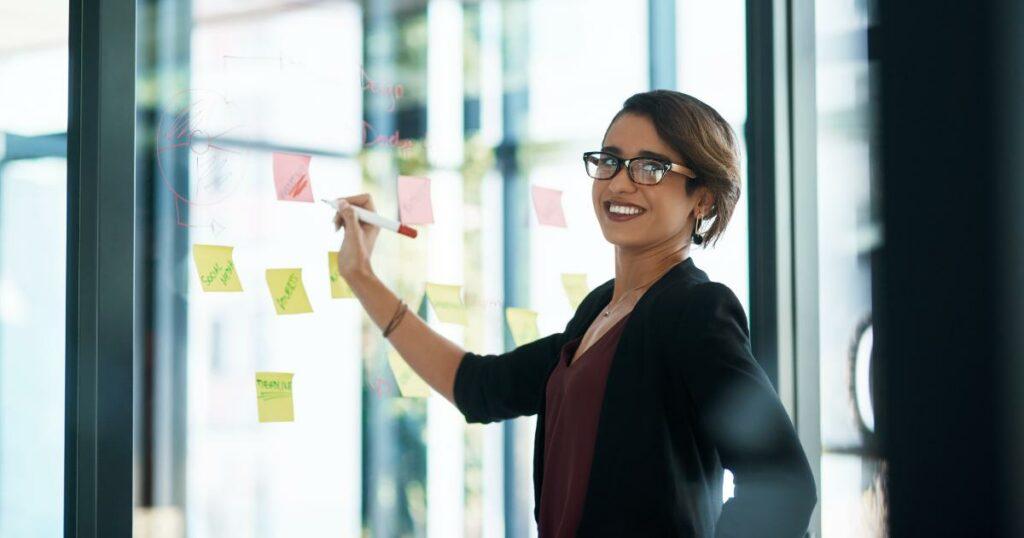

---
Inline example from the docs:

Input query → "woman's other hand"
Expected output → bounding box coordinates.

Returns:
[333,193,380,280]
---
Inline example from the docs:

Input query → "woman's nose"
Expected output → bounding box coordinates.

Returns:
[608,166,636,192]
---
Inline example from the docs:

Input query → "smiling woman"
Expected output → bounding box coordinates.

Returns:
[332,89,816,536]
[592,90,742,250]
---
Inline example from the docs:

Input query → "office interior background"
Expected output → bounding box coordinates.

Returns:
[1,0,1022,536]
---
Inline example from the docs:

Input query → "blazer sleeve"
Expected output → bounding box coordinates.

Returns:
[668,281,818,538]
[452,331,565,424]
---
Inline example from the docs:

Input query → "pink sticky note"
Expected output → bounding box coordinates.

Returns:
[397,175,434,225]
[273,152,314,202]
[531,185,567,227]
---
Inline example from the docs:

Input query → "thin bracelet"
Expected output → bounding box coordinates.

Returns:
[382,299,404,336]
[383,302,407,338]
[383,300,407,338]
[384,303,408,338]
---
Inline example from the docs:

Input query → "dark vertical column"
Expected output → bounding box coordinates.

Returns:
[876,0,1021,535]
[745,0,779,389]
[66,0,136,535]
[498,1,532,536]
[999,1,1024,535]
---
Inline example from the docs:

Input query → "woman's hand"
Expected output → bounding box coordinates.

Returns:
[332,193,381,281]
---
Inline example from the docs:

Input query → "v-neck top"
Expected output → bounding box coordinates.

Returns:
[539,313,632,537]
[452,257,817,536]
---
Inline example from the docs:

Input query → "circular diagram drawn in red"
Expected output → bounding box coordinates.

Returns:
[156,89,244,234]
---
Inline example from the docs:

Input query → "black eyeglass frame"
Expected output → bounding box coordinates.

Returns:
[582,150,698,185]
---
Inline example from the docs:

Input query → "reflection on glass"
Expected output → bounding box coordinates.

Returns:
[815,0,883,535]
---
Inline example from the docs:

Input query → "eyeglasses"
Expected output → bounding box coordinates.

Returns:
[582,151,697,185]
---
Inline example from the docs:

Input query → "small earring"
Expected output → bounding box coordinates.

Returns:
[692,216,704,245]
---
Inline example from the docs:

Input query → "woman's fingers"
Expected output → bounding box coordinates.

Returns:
[338,202,364,242]
[342,192,375,212]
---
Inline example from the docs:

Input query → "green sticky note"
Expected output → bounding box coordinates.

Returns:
[255,372,294,422]
[387,348,430,398]
[505,307,540,347]
[328,251,355,299]
[561,273,589,310]
[265,268,313,315]
[424,282,467,325]
[193,244,243,292]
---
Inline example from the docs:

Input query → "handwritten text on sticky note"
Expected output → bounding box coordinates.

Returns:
[328,252,355,299]
[531,185,567,227]
[505,307,541,347]
[255,371,294,422]
[424,283,467,325]
[387,347,430,398]
[561,273,589,310]
[193,244,243,292]
[265,268,314,315]
[273,152,314,202]
[397,175,434,225]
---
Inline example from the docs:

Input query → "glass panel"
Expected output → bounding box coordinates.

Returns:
[134,1,502,536]
[0,2,70,535]
[814,0,883,535]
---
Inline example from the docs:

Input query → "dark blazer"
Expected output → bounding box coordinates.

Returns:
[453,257,817,537]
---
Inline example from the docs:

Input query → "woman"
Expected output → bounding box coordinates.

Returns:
[331,90,817,537]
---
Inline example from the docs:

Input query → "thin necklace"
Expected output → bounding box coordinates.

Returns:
[600,274,663,318]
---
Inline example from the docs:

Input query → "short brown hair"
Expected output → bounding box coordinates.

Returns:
[604,90,742,248]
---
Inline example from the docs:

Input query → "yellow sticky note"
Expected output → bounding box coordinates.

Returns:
[327,252,355,298]
[192,244,243,292]
[561,273,589,310]
[265,268,314,315]
[505,307,540,347]
[255,371,294,422]
[387,348,430,398]
[424,282,467,325]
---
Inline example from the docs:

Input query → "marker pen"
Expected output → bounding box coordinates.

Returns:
[322,198,418,239]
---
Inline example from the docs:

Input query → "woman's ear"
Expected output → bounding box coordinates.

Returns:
[695,188,715,218]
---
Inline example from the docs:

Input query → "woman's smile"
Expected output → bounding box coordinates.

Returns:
[603,199,648,222]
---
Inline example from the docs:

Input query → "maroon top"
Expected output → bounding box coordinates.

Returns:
[538,313,632,537]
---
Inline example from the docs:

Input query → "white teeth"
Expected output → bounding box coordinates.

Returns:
[609,204,644,216]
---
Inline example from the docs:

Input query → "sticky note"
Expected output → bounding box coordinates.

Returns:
[327,251,355,298]
[424,282,467,325]
[192,244,243,292]
[265,268,314,315]
[505,307,540,347]
[397,175,434,224]
[387,347,430,398]
[561,273,589,310]
[531,185,567,227]
[273,152,314,202]
[255,372,294,422]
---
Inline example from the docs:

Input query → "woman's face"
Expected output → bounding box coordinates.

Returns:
[592,113,704,251]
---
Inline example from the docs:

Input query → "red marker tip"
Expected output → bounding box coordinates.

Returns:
[398,224,418,239]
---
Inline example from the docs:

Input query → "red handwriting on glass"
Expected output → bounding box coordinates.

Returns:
[362,121,414,151]
[361,66,405,112]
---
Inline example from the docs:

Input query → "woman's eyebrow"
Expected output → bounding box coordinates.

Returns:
[601,145,674,162]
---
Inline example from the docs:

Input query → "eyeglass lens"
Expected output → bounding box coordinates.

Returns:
[584,153,665,185]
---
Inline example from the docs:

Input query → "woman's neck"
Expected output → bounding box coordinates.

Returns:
[611,241,690,302]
